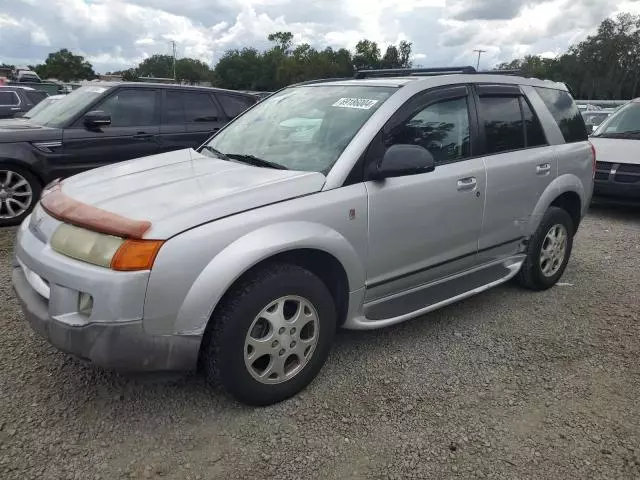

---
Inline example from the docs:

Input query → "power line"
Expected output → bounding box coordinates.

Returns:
[473,49,487,70]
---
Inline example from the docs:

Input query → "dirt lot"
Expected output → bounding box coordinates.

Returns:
[0,206,639,480]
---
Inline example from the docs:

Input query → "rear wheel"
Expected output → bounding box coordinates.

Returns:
[201,263,336,406]
[517,207,574,290]
[0,166,41,227]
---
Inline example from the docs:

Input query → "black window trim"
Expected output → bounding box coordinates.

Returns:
[519,94,549,148]
[472,83,549,157]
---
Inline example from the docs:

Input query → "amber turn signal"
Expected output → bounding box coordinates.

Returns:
[110,239,164,271]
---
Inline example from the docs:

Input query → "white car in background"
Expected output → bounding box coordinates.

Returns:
[591,99,640,203]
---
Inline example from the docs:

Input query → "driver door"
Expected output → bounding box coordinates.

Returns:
[364,86,486,305]
[58,88,161,178]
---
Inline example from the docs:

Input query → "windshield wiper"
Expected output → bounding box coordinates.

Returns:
[200,145,229,159]
[224,153,288,170]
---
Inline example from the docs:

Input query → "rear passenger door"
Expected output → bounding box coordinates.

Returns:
[158,89,227,152]
[475,84,554,257]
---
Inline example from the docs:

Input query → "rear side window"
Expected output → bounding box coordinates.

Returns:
[534,87,587,143]
[480,96,524,153]
[0,91,20,106]
[521,98,547,147]
[24,90,48,104]
[217,94,254,119]
[163,91,185,124]
[183,92,221,122]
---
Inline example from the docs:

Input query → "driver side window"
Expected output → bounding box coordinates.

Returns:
[387,97,471,165]
[94,89,158,127]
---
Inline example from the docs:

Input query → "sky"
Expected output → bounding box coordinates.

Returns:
[1,0,640,73]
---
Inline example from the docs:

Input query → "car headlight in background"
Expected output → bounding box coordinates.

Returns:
[50,223,163,271]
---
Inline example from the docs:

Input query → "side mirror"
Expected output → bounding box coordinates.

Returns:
[84,110,111,128]
[371,144,435,181]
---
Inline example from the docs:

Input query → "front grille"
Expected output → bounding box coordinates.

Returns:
[596,161,614,171]
[618,163,640,174]
[595,172,609,181]
[615,174,639,183]
[614,163,640,184]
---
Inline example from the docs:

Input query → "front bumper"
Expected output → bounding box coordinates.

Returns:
[12,216,201,372]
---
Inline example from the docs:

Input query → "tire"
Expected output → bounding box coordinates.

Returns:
[0,165,41,227]
[201,263,337,406]
[517,206,574,291]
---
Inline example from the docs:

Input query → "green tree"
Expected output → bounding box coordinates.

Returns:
[121,68,140,81]
[176,58,212,84]
[495,13,640,99]
[137,54,174,79]
[34,49,95,81]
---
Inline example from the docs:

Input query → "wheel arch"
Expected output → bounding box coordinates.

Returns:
[173,221,364,337]
[0,157,46,186]
[527,174,587,237]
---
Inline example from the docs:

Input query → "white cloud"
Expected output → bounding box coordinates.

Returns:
[0,0,635,72]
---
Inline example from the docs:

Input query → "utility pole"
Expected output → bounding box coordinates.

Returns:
[473,49,487,71]
[169,40,177,81]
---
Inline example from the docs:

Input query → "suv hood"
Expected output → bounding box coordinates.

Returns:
[54,149,326,239]
[0,119,61,142]
[590,137,640,165]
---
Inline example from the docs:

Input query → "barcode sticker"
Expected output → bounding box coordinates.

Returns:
[332,98,378,110]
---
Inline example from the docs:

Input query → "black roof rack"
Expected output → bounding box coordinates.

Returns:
[354,67,523,79]
[354,67,476,79]
[292,77,354,87]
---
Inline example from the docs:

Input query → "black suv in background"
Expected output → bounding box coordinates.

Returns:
[0,86,49,119]
[0,83,258,225]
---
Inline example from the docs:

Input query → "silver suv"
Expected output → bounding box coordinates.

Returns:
[12,68,594,405]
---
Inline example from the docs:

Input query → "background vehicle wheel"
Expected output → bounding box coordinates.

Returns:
[0,166,41,227]
[201,263,336,406]
[517,206,574,291]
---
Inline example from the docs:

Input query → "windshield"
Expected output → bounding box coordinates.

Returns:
[592,101,640,137]
[28,86,108,127]
[205,84,397,173]
[23,96,61,119]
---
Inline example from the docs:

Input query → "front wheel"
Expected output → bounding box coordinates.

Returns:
[201,263,336,406]
[517,206,574,291]
[0,166,41,227]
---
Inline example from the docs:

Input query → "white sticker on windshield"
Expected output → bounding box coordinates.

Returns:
[332,98,378,110]
[87,87,107,93]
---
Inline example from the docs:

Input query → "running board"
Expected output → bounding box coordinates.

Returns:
[348,257,524,330]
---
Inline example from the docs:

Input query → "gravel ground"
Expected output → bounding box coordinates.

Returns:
[1,206,639,480]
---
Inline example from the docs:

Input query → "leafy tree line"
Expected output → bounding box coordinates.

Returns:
[495,13,640,100]
[115,32,413,90]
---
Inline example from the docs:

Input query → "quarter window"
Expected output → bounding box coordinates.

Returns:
[534,87,587,143]
[387,97,471,164]
[217,94,254,118]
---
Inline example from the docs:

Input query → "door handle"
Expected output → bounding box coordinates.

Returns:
[457,177,477,191]
[133,133,154,141]
[536,163,551,174]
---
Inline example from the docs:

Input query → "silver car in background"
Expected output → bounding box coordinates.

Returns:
[12,69,594,405]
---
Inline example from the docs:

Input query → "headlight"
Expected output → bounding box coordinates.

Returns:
[51,224,124,268]
[51,223,164,271]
